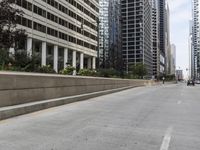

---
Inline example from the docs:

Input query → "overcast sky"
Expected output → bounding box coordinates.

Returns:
[168,0,191,76]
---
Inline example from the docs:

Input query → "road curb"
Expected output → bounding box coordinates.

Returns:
[0,85,141,121]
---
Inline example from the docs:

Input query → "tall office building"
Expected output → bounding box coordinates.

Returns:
[109,0,122,70]
[170,44,176,75]
[191,0,200,78]
[14,0,99,72]
[151,0,160,78]
[99,0,109,68]
[99,0,121,69]
[121,0,153,77]
[165,3,171,75]
[189,20,194,79]
[158,0,166,75]
[176,70,184,80]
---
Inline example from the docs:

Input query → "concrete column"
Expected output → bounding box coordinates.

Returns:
[92,57,96,70]
[64,48,68,68]
[87,57,91,69]
[41,42,46,66]
[27,37,32,56]
[72,50,76,75]
[80,53,84,69]
[54,45,58,72]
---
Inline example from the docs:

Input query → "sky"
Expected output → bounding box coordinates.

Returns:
[168,0,191,77]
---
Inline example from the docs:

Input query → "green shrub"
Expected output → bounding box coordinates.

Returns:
[36,65,56,73]
[13,50,40,72]
[0,48,10,70]
[60,66,75,75]
[78,69,96,76]
[130,63,147,79]
[96,68,120,78]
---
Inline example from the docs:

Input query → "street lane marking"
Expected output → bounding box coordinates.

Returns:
[160,127,173,150]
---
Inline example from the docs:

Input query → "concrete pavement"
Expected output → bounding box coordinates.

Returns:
[0,83,200,150]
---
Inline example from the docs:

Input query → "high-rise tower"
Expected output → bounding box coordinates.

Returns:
[109,0,122,70]
[121,0,153,77]
[99,0,121,69]
[158,0,166,75]
[99,0,109,68]
[191,0,200,78]
[189,20,194,78]
[152,0,160,78]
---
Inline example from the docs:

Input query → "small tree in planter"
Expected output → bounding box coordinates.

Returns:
[36,65,56,74]
[60,66,76,75]
[78,69,97,76]
[130,63,147,79]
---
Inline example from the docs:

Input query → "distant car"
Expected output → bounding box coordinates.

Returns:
[195,80,200,84]
[187,80,195,86]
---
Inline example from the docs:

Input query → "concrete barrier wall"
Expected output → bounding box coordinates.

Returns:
[0,71,153,107]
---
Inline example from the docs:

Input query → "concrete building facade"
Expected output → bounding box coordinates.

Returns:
[14,0,99,73]
[121,0,153,77]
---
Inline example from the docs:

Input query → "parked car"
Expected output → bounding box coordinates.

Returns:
[187,80,195,86]
[195,80,200,84]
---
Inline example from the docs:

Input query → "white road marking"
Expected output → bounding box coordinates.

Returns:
[160,127,173,150]
[177,101,182,104]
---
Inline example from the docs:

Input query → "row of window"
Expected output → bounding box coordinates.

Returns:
[17,16,97,51]
[41,0,98,20]
[16,0,98,35]
[17,0,98,20]
[33,5,97,41]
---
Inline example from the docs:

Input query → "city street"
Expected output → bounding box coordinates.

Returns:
[0,83,200,150]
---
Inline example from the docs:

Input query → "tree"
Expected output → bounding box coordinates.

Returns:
[0,0,26,49]
[0,0,27,69]
[13,50,41,72]
[130,63,147,79]
[0,48,9,70]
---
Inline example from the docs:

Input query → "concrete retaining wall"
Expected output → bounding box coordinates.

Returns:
[0,71,153,107]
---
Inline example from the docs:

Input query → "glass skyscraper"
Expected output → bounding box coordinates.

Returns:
[99,0,109,68]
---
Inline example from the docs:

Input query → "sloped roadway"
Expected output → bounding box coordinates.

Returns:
[0,83,200,150]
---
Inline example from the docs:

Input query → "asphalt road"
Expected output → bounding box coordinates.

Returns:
[0,83,200,150]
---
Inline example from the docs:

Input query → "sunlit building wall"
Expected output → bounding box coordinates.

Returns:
[14,0,99,72]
